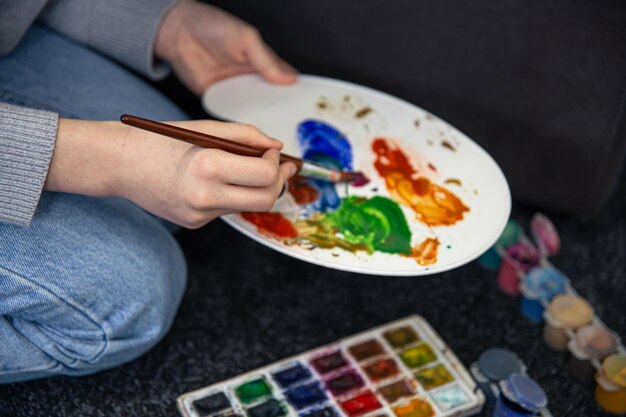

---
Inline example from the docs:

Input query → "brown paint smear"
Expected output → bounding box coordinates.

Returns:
[372,138,469,226]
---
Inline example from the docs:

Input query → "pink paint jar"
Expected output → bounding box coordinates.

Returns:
[497,242,540,296]
[568,325,618,382]
[543,294,594,351]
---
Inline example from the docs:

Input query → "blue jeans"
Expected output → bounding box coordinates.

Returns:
[0,26,188,383]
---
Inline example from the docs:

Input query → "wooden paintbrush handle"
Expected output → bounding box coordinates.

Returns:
[120,114,303,170]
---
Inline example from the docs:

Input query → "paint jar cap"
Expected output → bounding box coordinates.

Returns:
[530,213,560,256]
[520,266,568,300]
[574,325,618,360]
[477,348,523,382]
[504,242,540,272]
[547,294,594,329]
[602,354,626,388]
[500,374,548,412]
[496,219,522,247]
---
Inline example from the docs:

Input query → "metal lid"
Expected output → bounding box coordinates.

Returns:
[500,374,548,412]
[520,266,567,300]
[477,348,522,381]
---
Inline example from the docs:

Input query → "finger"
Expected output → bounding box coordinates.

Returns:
[244,30,297,84]
[202,148,282,187]
[168,120,283,150]
[213,160,297,212]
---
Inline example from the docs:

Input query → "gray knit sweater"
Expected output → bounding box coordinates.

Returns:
[0,0,176,226]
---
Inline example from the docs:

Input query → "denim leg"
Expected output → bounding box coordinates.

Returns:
[0,26,188,382]
[0,194,187,383]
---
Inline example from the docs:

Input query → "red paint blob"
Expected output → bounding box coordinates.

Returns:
[288,176,319,205]
[240,212,297,239]
[340,391,382,417]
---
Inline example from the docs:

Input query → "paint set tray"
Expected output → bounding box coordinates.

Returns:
[177,316,484,417]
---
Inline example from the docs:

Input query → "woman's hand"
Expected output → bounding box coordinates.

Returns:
[45,119,298,229]
[155,0,297,95]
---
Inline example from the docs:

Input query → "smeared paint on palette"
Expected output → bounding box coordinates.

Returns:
[177,316,484,417]
[239,119,470,268]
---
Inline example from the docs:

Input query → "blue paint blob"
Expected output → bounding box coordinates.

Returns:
[295,120,354,213]
[298,120,352,171]
[285,382,327,409]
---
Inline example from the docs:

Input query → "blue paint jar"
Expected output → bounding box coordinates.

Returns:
[478,219,522,271]
[471,348,524,405]
[494,374,547,417]
[519,266,567,323]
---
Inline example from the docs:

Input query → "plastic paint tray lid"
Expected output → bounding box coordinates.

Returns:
[602,354,626,388]
[520,266,568,300]
[573,325,618,360]
[499,374,547,412]
[477,348,522,381]
[546,294,594,329]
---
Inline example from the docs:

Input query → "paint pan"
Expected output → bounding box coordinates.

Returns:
[177,316,484,417]
[494,374,547,417]
[519,266,567,323]
[543,294,594,351]
[568,325,618,382]
[497,242,540,296]
[477,219,522,271]
[595,354,626,414]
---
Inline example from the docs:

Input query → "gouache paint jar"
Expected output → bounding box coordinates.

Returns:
[478,219,522,271]
[543,294,594,351]
[595,354,626,414]
[494,374,547,417]
[568,325,618,382]
[497,242,539,296]
[519,266,567,323]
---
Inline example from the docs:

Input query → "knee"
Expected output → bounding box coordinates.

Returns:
[96,221,187,365]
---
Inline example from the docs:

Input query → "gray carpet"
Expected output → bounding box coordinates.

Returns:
[0,166,624,416]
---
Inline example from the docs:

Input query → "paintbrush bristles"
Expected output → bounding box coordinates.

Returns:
[340,171,370,187]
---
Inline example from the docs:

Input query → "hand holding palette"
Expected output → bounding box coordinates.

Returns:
[177,316,484,417]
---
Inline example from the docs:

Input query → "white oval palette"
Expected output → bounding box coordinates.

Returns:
[202,74,510,276]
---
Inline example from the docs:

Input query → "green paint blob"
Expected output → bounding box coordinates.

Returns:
[235,378,272,404]
[326,196,412,254]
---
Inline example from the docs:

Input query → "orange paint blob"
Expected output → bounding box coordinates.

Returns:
[288,176,319,205]
[371,138,469,226]
[240,212,297,239]
[411,238,440,266]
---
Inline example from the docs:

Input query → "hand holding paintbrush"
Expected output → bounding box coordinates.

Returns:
[121,115,368,186]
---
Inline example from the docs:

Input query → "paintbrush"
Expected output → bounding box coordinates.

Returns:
[120,115,369,186]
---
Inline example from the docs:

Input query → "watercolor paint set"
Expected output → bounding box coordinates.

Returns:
[478,213,626,414]
[177,316,485,417]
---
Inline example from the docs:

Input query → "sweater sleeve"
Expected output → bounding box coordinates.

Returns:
[0,103,58,226]
[38,0,177,80]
